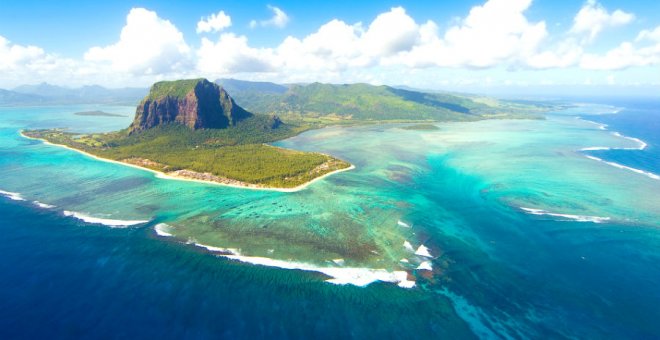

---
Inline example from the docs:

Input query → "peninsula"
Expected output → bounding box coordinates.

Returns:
[23,79,351,190]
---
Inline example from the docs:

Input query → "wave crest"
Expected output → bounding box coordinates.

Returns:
[520,207,610,223]
[0,190,26,201]
[63,211,150,227]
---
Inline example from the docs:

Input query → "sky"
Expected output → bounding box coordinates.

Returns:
[1,0,660,95]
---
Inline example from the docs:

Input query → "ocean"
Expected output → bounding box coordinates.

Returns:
[0,100,659,338]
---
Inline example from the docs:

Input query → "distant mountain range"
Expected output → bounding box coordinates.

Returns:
[0,83,148,106]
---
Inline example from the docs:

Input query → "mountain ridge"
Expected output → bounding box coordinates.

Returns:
[214,79,545,122]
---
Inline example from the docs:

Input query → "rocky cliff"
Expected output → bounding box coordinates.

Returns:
[129,79,252,133]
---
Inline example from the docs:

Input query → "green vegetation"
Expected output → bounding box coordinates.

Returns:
[147,78,205,100]
[24,117,350,188]
[221,81,549,123]
[400,124,440,130]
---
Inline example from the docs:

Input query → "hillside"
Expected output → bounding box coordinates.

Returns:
[23,78,351,189]
[216,80,547,123]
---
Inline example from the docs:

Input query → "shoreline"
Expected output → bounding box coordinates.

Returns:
[19,130,355,192]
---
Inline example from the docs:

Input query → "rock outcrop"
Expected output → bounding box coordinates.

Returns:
[129,78,252,133]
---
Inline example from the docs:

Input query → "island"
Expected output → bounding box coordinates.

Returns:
[23,79,352,190]
[22,78,550,190]
[74,110,128,117]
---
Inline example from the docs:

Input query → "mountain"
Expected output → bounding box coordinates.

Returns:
[3,83,147,105]
[129,79,253,133]
[13,83,74,98]
[0,89,46,105]
[215,80,545,122]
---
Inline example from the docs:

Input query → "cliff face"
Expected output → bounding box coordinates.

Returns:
[129,79,252,133]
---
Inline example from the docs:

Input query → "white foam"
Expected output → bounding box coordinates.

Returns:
[578,117,647,151]
[415,245,433,258]
[520,207,611,223]
[332,258,345,266]
[222,254,416,288]
[585,155,660,180]
[580,146,610,151]
[403,240,415,252]
[33,201,56,209]
[417,261,433,271]
[193,242,415,288]
[397,220,411,228]
[194,242,240,255]
[612,132,647,150]
[63,211,150,227]
[400,258,409,263]
[0,190,26,201]
[576,117,608,130]
[154,223,174,237]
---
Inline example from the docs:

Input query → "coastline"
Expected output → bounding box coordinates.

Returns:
[19,130,355,192]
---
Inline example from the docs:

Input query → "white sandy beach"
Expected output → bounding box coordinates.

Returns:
[20,130,355,192]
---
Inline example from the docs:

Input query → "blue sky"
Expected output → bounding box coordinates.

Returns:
[1,0,660,93]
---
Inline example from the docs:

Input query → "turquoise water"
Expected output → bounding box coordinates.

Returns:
[1,101,659,337]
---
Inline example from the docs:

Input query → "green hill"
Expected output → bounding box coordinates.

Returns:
[216,80,547,123]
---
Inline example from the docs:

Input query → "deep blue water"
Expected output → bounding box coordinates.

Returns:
[582,98,660,175]
[1,99,660,338]
[0,200,470,338]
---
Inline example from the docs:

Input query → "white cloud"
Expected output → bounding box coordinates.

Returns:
[387,0,553,69]
[0,35,48,71]
[636,26,660,42]
[3,3,660,89]
[84,8,191,74]
[251,5,289,29]
[362,7,420,57]
[0,35,82,87]
[570,0,634,42]
[196,11,232,34]
[197,33,274,74]
[578,24,660,70]
[580,41,660,70]
[524,39,583,69]
[442,0,546,67]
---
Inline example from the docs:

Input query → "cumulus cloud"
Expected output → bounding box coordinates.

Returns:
[385,0,553,69]
[0,35,81,87]
[636,26,660,42]
[570,0,634,42]
[580,41,660,70]
[4,2,660,88]
[250,5,289,29]
[196,11,232,34]
[197,33,274,74]
[578,23,660,70]
[362,7,421,57]
[0,35,48,71]
[84,8,191,74]
[195,2,648,80]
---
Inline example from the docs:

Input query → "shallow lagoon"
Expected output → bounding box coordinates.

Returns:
[1,102,660,337]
